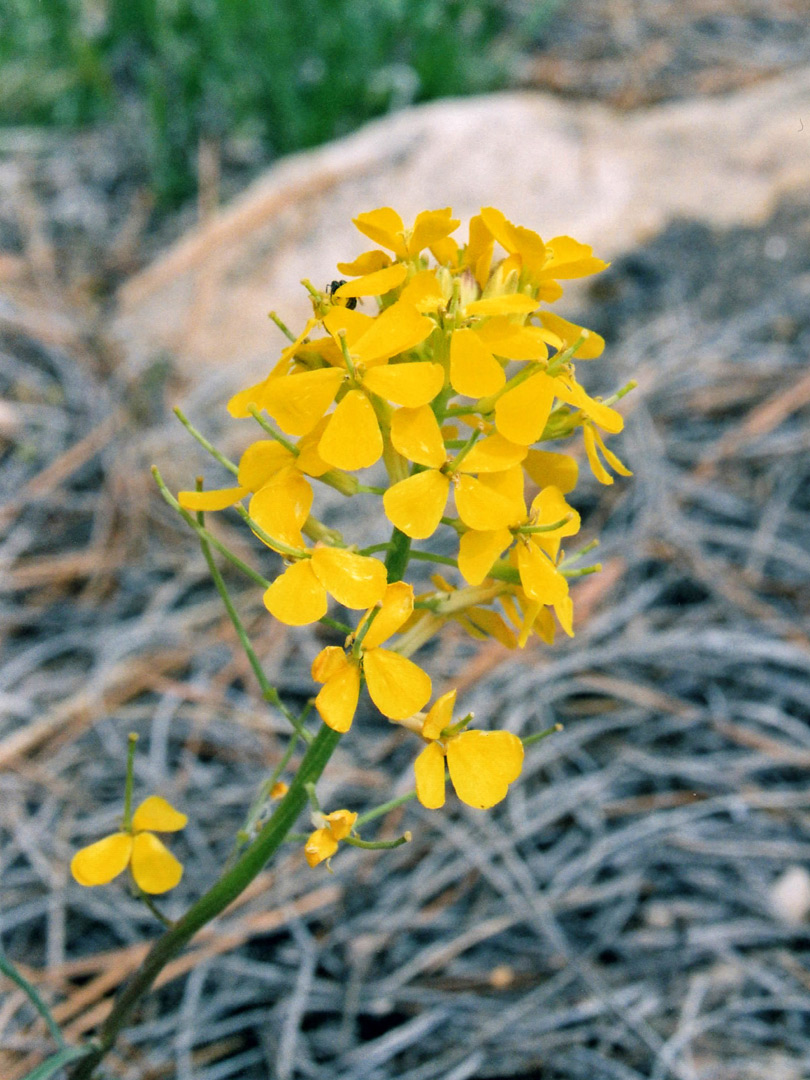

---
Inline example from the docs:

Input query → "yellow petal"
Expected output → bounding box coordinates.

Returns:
[459,433,526,474]
[310,546,387,609]
[592,426,633,477]
[555,594,574,638]
[458,528,512,586]
[555,376,623,434]
[400,269,447,312]
[422,688,457,740]
[352,302,435,367]
[454,473,523,531]
[318,390,383,470]
[353,207,407,257]
[408,208,460,256]
[262,368,344,436]
[130,832,183,894]
[238,440,293,490]
[71,833,132,887]
[132,796,187,833]
[583,424,613,485]
[414,741,446,809]
[538,311,604,359]
[312,645,350,684]
[429,235,459,267]
[446,730,524,809]
[391,405,446,468]
[383,470,449,540]
[322,305,376,349]
[249,468,312,551]
[263,560,327,625]
[463,607,517,649]
[475,319,552,361]
[336,250,392,275]
[465,293,538,317]
[523,450,578,494]
[305,827,339,867]
[363,648,432,720]
[228,375,273,419]
[362,581,414,650]
[529,485,580,544]
[450,330,505,398]
[177,486,248,511]
[517,542,569,605]
[363,362,444,408]
[532,605,556,646]
[315,661,361,732]
[295,418,331,477]
[479,206,520,254]
[334,263,407,298]
[494,372,556,445]
[324,809,357,841]
[542,235,609,279]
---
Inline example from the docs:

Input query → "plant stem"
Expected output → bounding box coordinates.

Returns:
[121,733,139,831]
[195,503,309,740]
[0,950,66,1049]
[68,724,341,1080]
[384,528,411,584]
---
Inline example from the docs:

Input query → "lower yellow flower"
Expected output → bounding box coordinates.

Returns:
[413,690,524,810]
[312,582,432,732]
[71,796,187,895]
[305,809,357,867]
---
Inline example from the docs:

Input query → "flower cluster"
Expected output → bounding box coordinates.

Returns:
[177,205,631,829]
[72,206,631,892]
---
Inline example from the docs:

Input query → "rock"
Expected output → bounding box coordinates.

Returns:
[770,865,810,925]
[113,67,810,379]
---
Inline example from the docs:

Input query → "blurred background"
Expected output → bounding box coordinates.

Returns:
[2,3,810,1079]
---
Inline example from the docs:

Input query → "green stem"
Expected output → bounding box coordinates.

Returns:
[384,528,411,584]
[152,468,270,590]
[121,733,139,831]
[355,790,417,826]
[408,551,458,569]
[0,950,66,1049]
[246,406,298,454]
[523,722,563,748]
[195,502,310,741]
[68,725,342,1080]
[173,408,239,476]
[344,834,411,851]
[269,310,297,342]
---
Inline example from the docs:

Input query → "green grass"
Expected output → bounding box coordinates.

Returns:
[0,0,557,208]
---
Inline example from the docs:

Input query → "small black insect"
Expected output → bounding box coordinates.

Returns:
[328,280,357,309]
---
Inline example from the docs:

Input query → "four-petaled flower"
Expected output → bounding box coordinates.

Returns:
[71,796,187,895]
[413,690,524,810]
[312,582,432,732]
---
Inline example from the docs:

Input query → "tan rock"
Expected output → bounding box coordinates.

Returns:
[114,67,810,379]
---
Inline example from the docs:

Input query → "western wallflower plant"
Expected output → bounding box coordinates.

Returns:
[59,206,633,1080]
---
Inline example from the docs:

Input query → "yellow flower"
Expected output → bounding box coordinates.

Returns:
[479,206,608,299]
[263,543,387,626]
[305,809,357,868]
[458,484,580,587]
[312,582,432,732]
[352,207,460,259]
[250,301,437,472]
[413,690,524,810]
[177,427,330,515]
[383,413,527,540]
[71,796,187,895]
